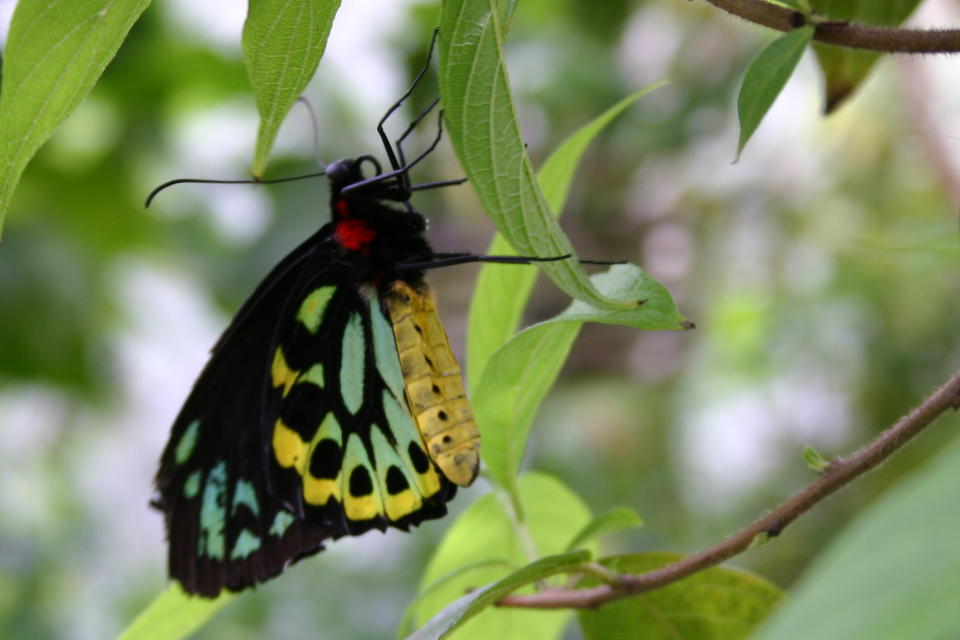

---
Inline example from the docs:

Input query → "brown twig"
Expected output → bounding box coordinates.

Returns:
[498,367,960,610]
[701,0,960,53]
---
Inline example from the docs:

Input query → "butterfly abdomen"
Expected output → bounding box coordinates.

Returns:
[384,280,480,487]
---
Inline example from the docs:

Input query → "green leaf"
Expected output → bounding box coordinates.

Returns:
[747,531,771,551]
[438,1,643,313]
[538,83,667,220]
[474,264,687,491]
[116,584,234,640]
[474,322,578,495]
[0,0,151,236]
[810,0,921,112]
[410,472,594,640]
[466,84,666,388]
[564,506,644,552]
[397,559,518,638]
[751,437,960,640]
[802,444,830,472]
[736,25,813,158]
[242,0,341,177]
[406,551,590,640]
[577,553,782,640]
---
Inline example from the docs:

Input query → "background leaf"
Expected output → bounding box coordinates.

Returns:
[405,551,590,640]
[564,506,644,552]
[242,0,341,176]
[5,2,959,639]
[0,0,151,235]
[751,437,960,640]
[466,85,665,388]
[474,264,687,491]
[116,585,233,640]
[578,553,782,640]
[811,0,922,112]
[438,0,642,312]
[410,472,595,640]
[736,25,813,158]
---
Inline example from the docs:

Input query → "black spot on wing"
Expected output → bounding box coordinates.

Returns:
[408,442,430,474]
[309,439,342,480]
[349,466,374,497]
[280,384,327,440]
[386,466,409,494]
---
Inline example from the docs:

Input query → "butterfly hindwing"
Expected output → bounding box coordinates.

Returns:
[266,278,456,535]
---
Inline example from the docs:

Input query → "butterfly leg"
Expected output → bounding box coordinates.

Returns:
[376,29,440,179]
[396,253,573,270]
[394,97,440,192]
[340,113,451,197]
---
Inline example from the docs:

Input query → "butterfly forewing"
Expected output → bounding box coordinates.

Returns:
[155,233,337,596]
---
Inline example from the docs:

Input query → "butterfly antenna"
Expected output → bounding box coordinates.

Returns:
[145,171,327,208]
[295,96,327,168]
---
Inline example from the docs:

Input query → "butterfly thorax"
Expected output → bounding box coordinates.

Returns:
[326,157,432,286]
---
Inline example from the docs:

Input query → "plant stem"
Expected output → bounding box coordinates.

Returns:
[493,477,540,563]
[497,366,960,610]
[700,0,960,53]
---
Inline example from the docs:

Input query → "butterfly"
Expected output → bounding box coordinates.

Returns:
[150,36,567,597]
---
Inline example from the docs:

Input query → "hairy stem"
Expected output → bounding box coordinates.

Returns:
[498,366,960,610]
[701,0,960,53]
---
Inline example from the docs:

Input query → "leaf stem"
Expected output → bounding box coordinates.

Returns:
[493,478,540,564]
[496,366,960,609]
[575,563,626,587]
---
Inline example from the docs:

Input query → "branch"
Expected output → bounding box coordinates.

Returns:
[498,366,960,610]
[701,0,960,54]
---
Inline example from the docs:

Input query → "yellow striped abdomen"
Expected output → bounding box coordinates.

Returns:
[385,281,479,487]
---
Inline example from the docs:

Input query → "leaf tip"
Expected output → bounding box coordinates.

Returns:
[734,136,748,163]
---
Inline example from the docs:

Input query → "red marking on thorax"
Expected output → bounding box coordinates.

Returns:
[336,217,377,253]
[335,199,349,218]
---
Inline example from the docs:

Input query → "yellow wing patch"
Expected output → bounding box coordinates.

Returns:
[272,419,307,473]
[386,281,480,487]
[302,413,343,507]
[271,347,299,397]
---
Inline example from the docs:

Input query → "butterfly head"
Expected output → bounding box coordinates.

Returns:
[327,156,428,263]
[326,157,360,192]
[326,156,385,196]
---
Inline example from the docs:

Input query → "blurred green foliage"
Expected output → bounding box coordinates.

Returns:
[1,0,959,639]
